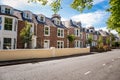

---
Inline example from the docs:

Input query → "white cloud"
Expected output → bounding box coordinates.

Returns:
[93,0,105,5]
[0,0,33,8]
[61,17,68,21]
[71,10,108,27]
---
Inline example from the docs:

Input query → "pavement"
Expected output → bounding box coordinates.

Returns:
[0,49,120,80]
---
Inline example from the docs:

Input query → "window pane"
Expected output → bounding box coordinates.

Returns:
[40,16,44,21]
[4,17,13,31]
[57,42,60,48]
[14,38,16,49]
[44,27,49,35]
[57,29,60,36]
[3,38,11,49]
[0,17,2,30]
[5,8,10,14]
[61,30,64,37]
[14,19,17,31]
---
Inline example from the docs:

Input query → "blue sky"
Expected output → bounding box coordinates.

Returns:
[0,0,117,33]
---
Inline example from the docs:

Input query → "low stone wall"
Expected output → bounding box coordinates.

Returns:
[0,48,90,61]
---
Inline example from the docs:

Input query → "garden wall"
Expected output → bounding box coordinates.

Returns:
[0,48,90,61]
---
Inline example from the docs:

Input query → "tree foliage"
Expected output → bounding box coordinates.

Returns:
[107,0,120,34]
[28,0,93,13]
[106,37,110,46]
[67,34,75,42]
[20,21,33,48]
[86,34,93,46]
[97,35,103,49]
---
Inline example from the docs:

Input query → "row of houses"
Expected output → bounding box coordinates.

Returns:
[0,5,119,50]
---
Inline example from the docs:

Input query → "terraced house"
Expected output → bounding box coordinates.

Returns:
[0,5,17,49]
[14,8,68,49]
[0,5,114,50]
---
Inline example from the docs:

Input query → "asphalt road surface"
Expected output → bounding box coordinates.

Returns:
[0,49,120,80]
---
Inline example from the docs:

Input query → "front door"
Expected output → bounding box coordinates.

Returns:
[44,40,49,48]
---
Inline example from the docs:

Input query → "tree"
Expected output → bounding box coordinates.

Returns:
[67,34,75,45]
[106,37,110,46]
[107,0,120,34]
[86,34,93,47]
[20,21,33,48]
[97,36,103,49]
[28,0,93,13]
[67,34,75,42]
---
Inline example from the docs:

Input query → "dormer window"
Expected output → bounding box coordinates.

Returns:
[5,8,10,14]
[0,5,13,15]
[37,15,45,22]
[23,11,32,20]
[57,20,60,25]
[26,13,29,19]
[40,16,44,22]
[91,30,93,33]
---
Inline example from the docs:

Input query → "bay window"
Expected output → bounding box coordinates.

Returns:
[4,17,13,31]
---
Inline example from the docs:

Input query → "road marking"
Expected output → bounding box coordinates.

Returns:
[112,59,114,61]
[102,63,106,66]
[84,71,91,75]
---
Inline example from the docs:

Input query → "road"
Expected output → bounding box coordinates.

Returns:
[0,49,120,80]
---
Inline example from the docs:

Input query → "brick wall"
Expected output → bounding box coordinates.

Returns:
[36,24,67,48]
[17,20,25,49]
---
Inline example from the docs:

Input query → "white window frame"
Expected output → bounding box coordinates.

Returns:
[53,18,60,26]
[3,38,12,49]
[57,28,64,38]
[44,40,50,48]
[37,15,45,22]
[75,40,80,48]
[80,33,83,39]
[44,25,50,36]
[57,41,64,48]
[56,20,60,25]
[23,12,32,20]
[80,41,83,48]
[4,17,13,31]
[5,8,11,14]
[75,28,80,37]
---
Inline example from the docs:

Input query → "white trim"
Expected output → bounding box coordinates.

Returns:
[44,40,50,48]
[0,15,17,50]
[37,15,45,22]
[74,28,80,37]
[57,28,64,38]
[75,40,80,48]
[44,25,50,36]
[57,41,64,48]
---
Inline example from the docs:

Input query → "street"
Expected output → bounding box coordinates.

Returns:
[0,49,120,80]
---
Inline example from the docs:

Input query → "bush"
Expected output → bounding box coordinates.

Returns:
[103,45,108,51]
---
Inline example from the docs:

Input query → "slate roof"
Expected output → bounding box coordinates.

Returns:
[69,19,81,28]
[98,30,110,37]
[13,9,66,28]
